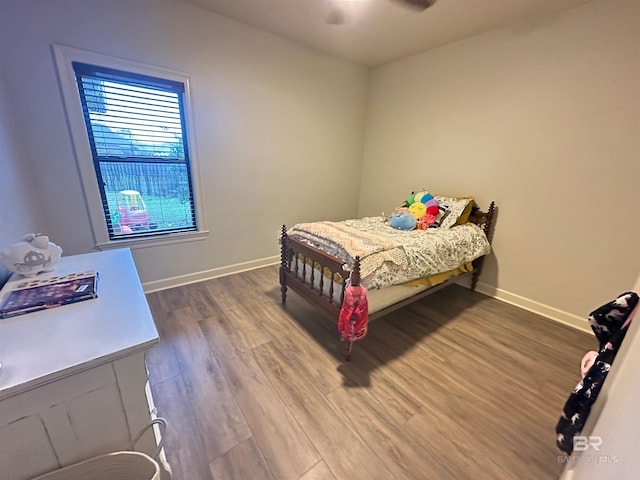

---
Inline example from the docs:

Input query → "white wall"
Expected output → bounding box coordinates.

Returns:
[360,0,640,324]
[0,67,46,286]
[0,0,368,288]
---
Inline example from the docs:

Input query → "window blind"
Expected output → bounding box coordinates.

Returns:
[72,62,197,240]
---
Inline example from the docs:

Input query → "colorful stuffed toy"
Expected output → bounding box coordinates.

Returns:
[389,213,417,230]
[416,213,437,230]
[389,191,441,231]
[408,202,426,219]
[403,191,440,229]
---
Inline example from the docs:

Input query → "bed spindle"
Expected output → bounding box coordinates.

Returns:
[340,256,361,305]
[351,256,361,287]
[329,275,334,302]
[471,201,496,291]
[310,259,315,288]
[280,224,288,304]
[302,256,307,284]
[482,201,496,241]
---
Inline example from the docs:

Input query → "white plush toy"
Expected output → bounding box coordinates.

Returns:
[0,233,63,277]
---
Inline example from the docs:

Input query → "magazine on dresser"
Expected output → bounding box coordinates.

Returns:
[0,270,99,319]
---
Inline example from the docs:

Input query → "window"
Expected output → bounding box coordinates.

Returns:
[73,62,196,240]
[54,46,207,249]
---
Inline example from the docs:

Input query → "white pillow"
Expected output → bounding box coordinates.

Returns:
[434,196,471,229]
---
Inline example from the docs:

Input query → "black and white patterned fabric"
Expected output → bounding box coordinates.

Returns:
[556,291,638,454]
[434,196,471,229]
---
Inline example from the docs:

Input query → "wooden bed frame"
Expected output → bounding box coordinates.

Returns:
[280,201,496,324]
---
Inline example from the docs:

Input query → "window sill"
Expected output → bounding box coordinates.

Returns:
[95,230,209,251]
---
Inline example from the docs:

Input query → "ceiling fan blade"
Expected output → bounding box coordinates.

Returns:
[391,0,436,12]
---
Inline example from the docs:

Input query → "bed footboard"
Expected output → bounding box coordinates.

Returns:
[280,225,360,320]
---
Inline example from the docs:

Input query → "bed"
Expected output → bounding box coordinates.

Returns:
[279,198,496,355]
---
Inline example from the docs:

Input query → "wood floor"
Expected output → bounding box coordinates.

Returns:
[145,265,595,480]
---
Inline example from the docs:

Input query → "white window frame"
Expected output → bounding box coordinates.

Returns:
[53,44,208,250]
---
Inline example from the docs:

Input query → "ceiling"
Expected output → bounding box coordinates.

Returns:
[183,0,594,67]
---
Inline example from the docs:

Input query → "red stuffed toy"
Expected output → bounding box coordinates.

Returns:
[337,282,369,353]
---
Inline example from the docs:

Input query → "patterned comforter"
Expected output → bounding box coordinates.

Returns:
[288,217,491,289]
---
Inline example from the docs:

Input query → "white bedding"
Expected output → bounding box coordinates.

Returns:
[289,216,490,289]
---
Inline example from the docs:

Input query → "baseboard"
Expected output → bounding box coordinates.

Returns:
[144,259,591,334]
[143,255,280,293]
[474,281,591,334]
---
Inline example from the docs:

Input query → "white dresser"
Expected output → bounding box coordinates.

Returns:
[0,249,164,480]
